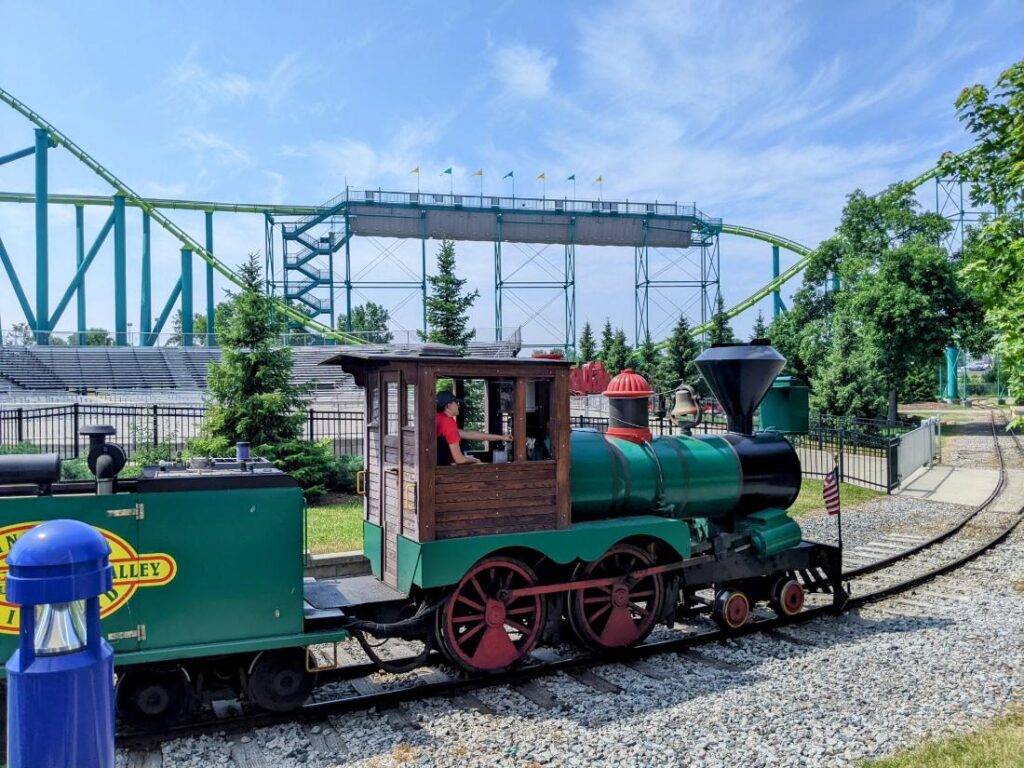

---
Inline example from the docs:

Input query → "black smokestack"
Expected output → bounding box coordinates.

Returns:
[695,342,786,434]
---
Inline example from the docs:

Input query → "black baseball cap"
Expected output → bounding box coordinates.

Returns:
[436,391,461,409]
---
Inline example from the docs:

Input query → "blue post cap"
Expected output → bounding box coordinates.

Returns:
[6,520,113,605]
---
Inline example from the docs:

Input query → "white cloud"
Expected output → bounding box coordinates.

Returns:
[492,44,557,99]
[179,129,251,168]
[168,45,304,112]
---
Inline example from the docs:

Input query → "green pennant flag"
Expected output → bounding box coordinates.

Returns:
[503,171,514,179]
[441,167,452,175]
[567,174,575,181]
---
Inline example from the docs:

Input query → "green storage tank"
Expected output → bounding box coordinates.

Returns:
[758,376,809,434]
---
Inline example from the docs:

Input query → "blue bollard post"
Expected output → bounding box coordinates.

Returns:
[5,519,115,768]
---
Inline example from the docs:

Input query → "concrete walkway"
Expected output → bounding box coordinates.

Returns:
[895,463,1002,506]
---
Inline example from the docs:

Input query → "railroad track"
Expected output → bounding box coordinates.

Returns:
[121,411,1024,760]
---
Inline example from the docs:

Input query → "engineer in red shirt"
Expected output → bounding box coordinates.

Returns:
[436,391,513,465]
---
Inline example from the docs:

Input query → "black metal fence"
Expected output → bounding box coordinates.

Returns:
[570,415,899,492]
[0,404,363,460]
[4,405,900,491]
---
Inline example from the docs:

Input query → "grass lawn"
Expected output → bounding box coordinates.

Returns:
[306,497,363,554]
[788,479,884,517]
[863,710,1024,767]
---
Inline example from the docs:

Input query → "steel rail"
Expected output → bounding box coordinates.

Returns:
[119,415,1022,751]
[0,88,365,345]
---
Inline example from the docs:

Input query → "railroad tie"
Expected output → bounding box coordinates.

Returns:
[566,669,623,694]
[512,681,559,709]
[230,741,268,768]
[124,751,162,768]
[677,649,746,673]
[386,705,421,731]
[452,693,497,715]
[623,658,674,680]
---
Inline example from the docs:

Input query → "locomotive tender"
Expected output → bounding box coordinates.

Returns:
[0,342,842,727]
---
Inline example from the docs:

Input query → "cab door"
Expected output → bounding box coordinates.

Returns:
[380,371,402,588]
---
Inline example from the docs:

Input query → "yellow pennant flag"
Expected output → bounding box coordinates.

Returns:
[410,166,420,174]
[537,172,546,181]
[473,168,484,176]
[594,175,603,183]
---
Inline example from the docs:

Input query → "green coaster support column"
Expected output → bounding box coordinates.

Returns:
[945,347,959,400]
[181,247,193,346]
[205,210,215,346]
[140,212,152,345]
[113,194,127,345]
[34,128,50,344]
[772,245,782,318]
[75,205,86,345]
[344,207,353,332]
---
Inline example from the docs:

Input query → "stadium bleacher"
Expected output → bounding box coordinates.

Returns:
[0,337,522,402]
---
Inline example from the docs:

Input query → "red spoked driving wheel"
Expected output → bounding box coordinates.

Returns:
[437,556,545,674]
[770,577,805,617]
[569,543,664,650]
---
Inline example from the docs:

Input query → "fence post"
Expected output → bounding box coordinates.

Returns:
[308,409,314,442]
[888,437,899,494]
[17,407,23,444]
[837,428,845,482]
[72,403,80,458]
[152,405,159,445]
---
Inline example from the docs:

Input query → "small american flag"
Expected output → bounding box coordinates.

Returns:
[823,466,841,516]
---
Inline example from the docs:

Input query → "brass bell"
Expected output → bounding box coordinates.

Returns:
[671,385,703,433]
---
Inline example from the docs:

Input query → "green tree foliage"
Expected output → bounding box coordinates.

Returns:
[337,302,393,343]
[750,309,769,341]
[577,321,597,362]
[656,314,702,394]
[810,311,886,418]
[803,186,985,421]
[707,295,736,345]
[419,238,478,352]
[203,254,307,448]
[605,328,633,376]
[168,301,235,346]
[942,59,1024,418]
[766,284,834,380]
[597,319,615,367]
[69,328,113,347]
[629,333,661,390]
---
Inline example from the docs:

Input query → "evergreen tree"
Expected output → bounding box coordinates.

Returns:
[597,319,615,366]
[577,321,597,362]
[629,333,661,390]
[750,309,769,341]
[656,314,701,394]
[708,295,736,345]
[419,238,479,352]
[605,328,633,376]
[810,310,886,419]
[337,302,393,343]
[203,254,307,447]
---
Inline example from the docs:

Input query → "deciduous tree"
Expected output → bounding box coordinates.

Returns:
[942,59,1024,420]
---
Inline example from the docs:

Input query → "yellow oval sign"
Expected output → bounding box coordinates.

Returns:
[0,522,177,634]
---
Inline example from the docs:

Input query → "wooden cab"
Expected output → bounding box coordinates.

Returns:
[323,350,573,589]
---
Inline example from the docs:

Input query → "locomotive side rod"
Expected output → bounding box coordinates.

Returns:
[119,412,1023,751]
[502,555,717,600]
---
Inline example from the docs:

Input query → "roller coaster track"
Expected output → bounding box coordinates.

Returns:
[0,88,970,345]
[0,88,365,345]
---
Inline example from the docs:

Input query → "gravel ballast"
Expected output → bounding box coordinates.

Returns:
[117,417,1023,767]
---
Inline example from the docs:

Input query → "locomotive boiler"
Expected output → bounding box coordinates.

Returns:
[0,341,843,727]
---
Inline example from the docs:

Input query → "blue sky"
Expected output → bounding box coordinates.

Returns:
[0,1,1021,345]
